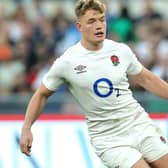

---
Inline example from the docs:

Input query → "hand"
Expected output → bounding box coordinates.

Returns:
[20,126,33,156]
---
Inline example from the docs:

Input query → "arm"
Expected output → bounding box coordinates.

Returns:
[20,84,54,156]
[129,67,168,99]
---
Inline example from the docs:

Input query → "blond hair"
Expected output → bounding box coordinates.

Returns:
[75,0,106,18]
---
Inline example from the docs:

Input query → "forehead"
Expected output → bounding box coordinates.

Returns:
[82,9,105,20]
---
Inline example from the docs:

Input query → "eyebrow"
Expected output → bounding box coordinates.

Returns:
[88,15,105,21]
[99,15,105,20]
[88,18,96,22]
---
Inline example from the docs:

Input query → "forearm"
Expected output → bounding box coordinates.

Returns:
[142,74,168,99]
[135,68,168,99]
[23,92,48,129]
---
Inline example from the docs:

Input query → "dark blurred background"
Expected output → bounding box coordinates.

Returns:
[0,0,168,114]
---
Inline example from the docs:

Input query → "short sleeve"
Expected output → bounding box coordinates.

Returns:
[42,58,65,91]
[125,44,143,75]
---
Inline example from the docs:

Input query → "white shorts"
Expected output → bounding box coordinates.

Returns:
[92,112,168,168]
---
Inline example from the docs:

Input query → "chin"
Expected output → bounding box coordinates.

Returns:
[95,38,105,44]
[97,35,105,41]
[89,36,105,46]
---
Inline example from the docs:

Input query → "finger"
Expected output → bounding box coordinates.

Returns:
[24,151,31,156]
[20,143,27,153]
[20,143,31,156]
[28,141,32,148]
[27,145,32,152]
[25,150,31,156]
[27,141,32,152]
[24,147,31,156]
[27,145,32,149]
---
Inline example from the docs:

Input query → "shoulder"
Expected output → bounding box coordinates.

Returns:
[104,39,132,53]
[58,42,82,61]
[111,40,134,55]
[104,38,120,47]
[105,39,139,62]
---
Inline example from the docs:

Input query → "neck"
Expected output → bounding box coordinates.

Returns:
[81,39,103,51]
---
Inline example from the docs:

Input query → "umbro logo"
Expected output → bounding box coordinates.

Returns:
[74,65,87,74]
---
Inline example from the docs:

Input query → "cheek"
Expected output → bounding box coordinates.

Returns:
[86,23,93,28]
[104,22,107,28]
[84,25,94,33]
[102,22,106,29]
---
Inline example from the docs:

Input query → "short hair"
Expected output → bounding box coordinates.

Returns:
[75,0,106,18]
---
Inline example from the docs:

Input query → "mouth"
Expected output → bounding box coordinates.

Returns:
[94,31,104,37]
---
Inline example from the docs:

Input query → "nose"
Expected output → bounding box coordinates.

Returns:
[95,23,103,31]
[96,27,102,30]
[95,20,104,30]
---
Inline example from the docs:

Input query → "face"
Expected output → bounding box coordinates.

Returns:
[76,9,106,48]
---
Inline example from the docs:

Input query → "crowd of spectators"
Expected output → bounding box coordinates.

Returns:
[0,0,168,96]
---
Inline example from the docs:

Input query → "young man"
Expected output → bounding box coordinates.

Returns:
[20,0,168,167]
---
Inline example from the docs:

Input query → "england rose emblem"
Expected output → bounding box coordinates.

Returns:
[160,136,167,144]
[111,55,120,66]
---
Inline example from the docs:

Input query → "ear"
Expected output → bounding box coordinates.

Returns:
[76,21,82,32]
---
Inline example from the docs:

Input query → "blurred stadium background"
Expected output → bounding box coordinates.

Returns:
[0,0,168,168]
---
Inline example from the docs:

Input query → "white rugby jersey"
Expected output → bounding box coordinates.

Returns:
[43,39,144,137]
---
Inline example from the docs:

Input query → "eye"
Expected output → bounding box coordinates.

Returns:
[87,19,95,24]
[100,17,105,22]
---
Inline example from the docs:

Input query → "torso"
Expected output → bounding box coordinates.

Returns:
[43,39,144,137]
